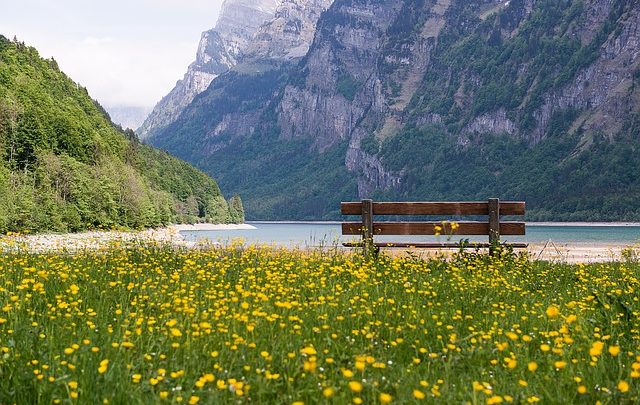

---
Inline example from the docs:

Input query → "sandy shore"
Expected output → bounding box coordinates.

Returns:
[379,242,638,263]
[526,241,636,263]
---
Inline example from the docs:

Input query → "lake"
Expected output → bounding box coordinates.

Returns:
[180,222,640,247]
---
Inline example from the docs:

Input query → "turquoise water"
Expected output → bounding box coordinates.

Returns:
[180,222,640,247]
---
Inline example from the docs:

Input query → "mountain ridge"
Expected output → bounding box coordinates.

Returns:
[147,0,640,221]
[138,0,334,140]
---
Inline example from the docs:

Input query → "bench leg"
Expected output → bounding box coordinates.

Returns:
[362,199,376,259]
[488,198,500,256]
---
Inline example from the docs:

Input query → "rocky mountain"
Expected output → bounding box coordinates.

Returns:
[243,0,334,62]
[148,0,640,221]
[0,36,243,233]
[137,0,280,139]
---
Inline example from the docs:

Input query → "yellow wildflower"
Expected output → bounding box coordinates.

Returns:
[348,381,363,393]
[546,305,560,318]
[379,393,392,404]
[618,381,629,393]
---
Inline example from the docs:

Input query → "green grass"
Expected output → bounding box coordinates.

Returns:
[0,243,638,404]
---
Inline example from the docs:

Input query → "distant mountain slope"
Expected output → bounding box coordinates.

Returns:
[0,36,242,233]
[105,106,151,130]
[150,0,640,221]
[138,0,334,141]
[137,0,280,140]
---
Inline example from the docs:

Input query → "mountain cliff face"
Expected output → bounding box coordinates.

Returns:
[149,0,640,221]
[139,0,333,140]
[137,0,280,139]
[215,0,281,58]
[243,0,334,61]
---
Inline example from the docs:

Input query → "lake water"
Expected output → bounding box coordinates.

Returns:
[180,222,640,247]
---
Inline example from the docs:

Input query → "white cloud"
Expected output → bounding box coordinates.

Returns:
[56,38,198,107]
[81,37,114,46]
[0,0,226,108]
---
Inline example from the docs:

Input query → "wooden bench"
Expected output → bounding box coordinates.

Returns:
[341,198,527,254]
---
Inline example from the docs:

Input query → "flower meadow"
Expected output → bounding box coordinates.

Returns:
[0,243,638,404]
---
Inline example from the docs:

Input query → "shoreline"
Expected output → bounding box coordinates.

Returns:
[1,223,638,263]
[171,223,257,231]
[0,223,254,253]
[527,222,640,227]
[248,221,640,227]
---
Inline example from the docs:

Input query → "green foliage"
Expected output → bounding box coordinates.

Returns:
[360,134,380,155]
[378,114,640,221]
[336,74,360,101]
[411,0,615,130]
[152,66,358,221]
[228,195,245,224]
[0,36,236,233]
[202,133,357,221]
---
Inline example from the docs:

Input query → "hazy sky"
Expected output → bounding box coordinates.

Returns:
[0,0,226,108]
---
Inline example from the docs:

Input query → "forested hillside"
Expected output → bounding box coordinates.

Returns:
[0,36,243,233]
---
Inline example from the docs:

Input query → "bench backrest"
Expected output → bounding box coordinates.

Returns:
[341,199,525,244]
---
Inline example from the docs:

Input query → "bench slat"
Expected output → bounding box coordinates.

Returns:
[341,201,525,216]
[341,221,526,236]
[342,242,529,249]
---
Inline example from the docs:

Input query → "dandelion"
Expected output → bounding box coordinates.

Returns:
[590,341,604,357]
[379,393,393,404]
[618,381,629,393]
[300,346,316,356]
[98,359,109,374]
[546,305,560,318]
[413,390,426,399]
[554,361,567,369]
[348,381,363,393]
[323,387,334,398]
